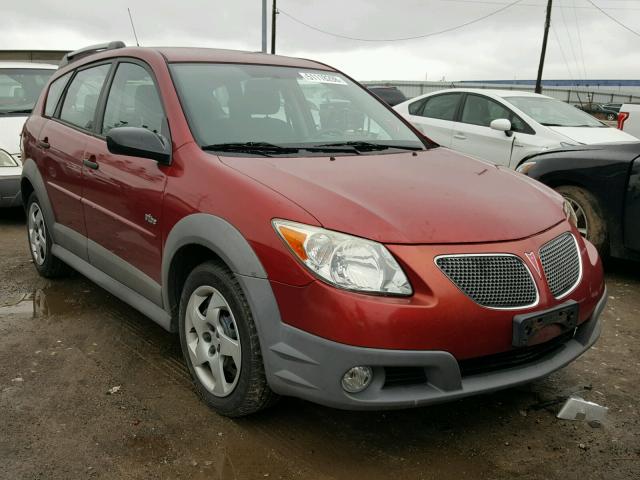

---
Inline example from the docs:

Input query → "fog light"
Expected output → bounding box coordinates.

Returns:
[341,366,373,393]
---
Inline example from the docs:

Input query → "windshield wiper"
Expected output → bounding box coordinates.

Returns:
[315,141,423,152]
[201,142,299,156]
[0,109,32,115]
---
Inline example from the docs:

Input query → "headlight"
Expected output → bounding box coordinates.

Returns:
[516,161,537,175]
[563,199,578,228]
[0,149,18,167]
[273,219,412,296]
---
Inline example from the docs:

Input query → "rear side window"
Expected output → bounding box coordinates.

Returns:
[408,98,426,115]
[102,62,165,135]
[59,64,111,130]
[44,72,72,117]
[421,93,462,121]
[461,95,529,133]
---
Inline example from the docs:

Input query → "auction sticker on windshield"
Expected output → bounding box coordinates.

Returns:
[299,72,348,85]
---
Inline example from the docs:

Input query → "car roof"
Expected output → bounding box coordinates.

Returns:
[418,88,551,100]
[156,47,333,70]
[60,45,334,72]
[0,61,58,70]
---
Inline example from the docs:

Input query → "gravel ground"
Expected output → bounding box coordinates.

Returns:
[1,208,638,480]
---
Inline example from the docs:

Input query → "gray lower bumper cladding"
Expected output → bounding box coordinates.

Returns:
[250,275,607,410]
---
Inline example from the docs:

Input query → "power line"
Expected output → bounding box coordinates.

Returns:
[551,22,577,79]
[558,1,582,78]
[572,0,588,79]
[440,0,640,10]
[278,0,524,42]
[585,0,640,36]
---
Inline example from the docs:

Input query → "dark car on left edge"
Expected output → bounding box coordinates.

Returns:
[518,142,640,261]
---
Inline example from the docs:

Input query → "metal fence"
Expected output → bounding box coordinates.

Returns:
[361,80,640,106]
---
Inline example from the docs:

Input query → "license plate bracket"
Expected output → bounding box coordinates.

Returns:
[512,301,579,347]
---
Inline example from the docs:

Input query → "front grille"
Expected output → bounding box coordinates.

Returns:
[459,329,576,377]
[435,255,537,308]
[539,233,581,298]
[383,367,428,388]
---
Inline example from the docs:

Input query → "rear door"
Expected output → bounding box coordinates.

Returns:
[451,94,528,166]
[82,60,169,305]
[37,63,112,260]
[404,92,462,147]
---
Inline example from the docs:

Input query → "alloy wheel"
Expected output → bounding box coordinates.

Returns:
[28,202,47,265]
[184,286,241,397]
[563,195,588,237]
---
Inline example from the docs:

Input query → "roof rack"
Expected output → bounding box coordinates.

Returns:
[60,41,126,67]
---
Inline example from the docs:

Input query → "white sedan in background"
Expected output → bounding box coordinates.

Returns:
[394,89,638,168]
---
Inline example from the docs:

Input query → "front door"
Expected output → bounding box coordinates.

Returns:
[450,94,516,166]
[82,61,169,305]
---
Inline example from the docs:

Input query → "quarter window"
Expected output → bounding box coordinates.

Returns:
[102,63,165,135]
[44,72,72,117]
[420,93,462,121]
[59,64,111,130]
[461,95,528,133]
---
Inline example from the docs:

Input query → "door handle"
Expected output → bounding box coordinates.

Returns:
[453,133,466,140]
[37,138,50,149]
[83,156,99,170]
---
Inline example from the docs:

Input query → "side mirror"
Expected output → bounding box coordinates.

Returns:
[490,118,512,136]
[106,127,171,165]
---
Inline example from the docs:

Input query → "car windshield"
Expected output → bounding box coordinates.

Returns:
[505,96,604,128]
[170,63,427,155]
[0,68,55,115]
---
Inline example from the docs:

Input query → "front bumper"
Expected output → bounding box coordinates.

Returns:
[264,288,606,410]
[0,174,22,207]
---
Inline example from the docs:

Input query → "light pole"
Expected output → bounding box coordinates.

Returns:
[535,0,553,94]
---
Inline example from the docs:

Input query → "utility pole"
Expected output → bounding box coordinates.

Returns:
[261,0,267,53]
[271,0,277,54]
[535,0,553,94]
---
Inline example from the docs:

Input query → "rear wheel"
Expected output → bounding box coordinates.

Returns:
[26,193,69,278]
[178,261,278,417]
[555,185,608,255]
[606,113,616,121]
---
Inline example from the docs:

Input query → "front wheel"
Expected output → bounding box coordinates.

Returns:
[555,185,608,256]
[606,113,616,121]
[178,261,278,417]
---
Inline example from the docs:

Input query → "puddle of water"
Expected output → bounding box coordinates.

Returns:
[0,287,80,319]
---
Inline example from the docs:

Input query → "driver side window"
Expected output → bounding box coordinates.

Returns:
[102,62,164,136]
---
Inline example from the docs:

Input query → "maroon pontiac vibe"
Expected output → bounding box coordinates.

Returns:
[21,42,606,416]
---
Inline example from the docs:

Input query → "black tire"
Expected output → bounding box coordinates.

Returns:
[178,260,278,417]
[25,192,69,278]
[607,113,616,121]
[556,185,608,256]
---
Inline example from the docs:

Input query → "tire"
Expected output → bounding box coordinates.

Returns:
[26,192,69,278]
[555,185,608,256]
[178,260,278,417]
[607,113,616,121]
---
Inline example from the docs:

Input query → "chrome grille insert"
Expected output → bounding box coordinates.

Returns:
[539,233,581,298]
[435,254,538,309]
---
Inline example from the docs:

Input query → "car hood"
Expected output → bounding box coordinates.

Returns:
[219,148,564,244]
[548,125,638,144]
[0,115,27,154]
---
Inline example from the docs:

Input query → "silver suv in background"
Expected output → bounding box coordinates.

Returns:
[0,62,56,207]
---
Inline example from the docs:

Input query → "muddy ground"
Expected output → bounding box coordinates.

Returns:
[0,208,638,480]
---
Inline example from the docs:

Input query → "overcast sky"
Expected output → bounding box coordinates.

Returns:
[2,0,639,81]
